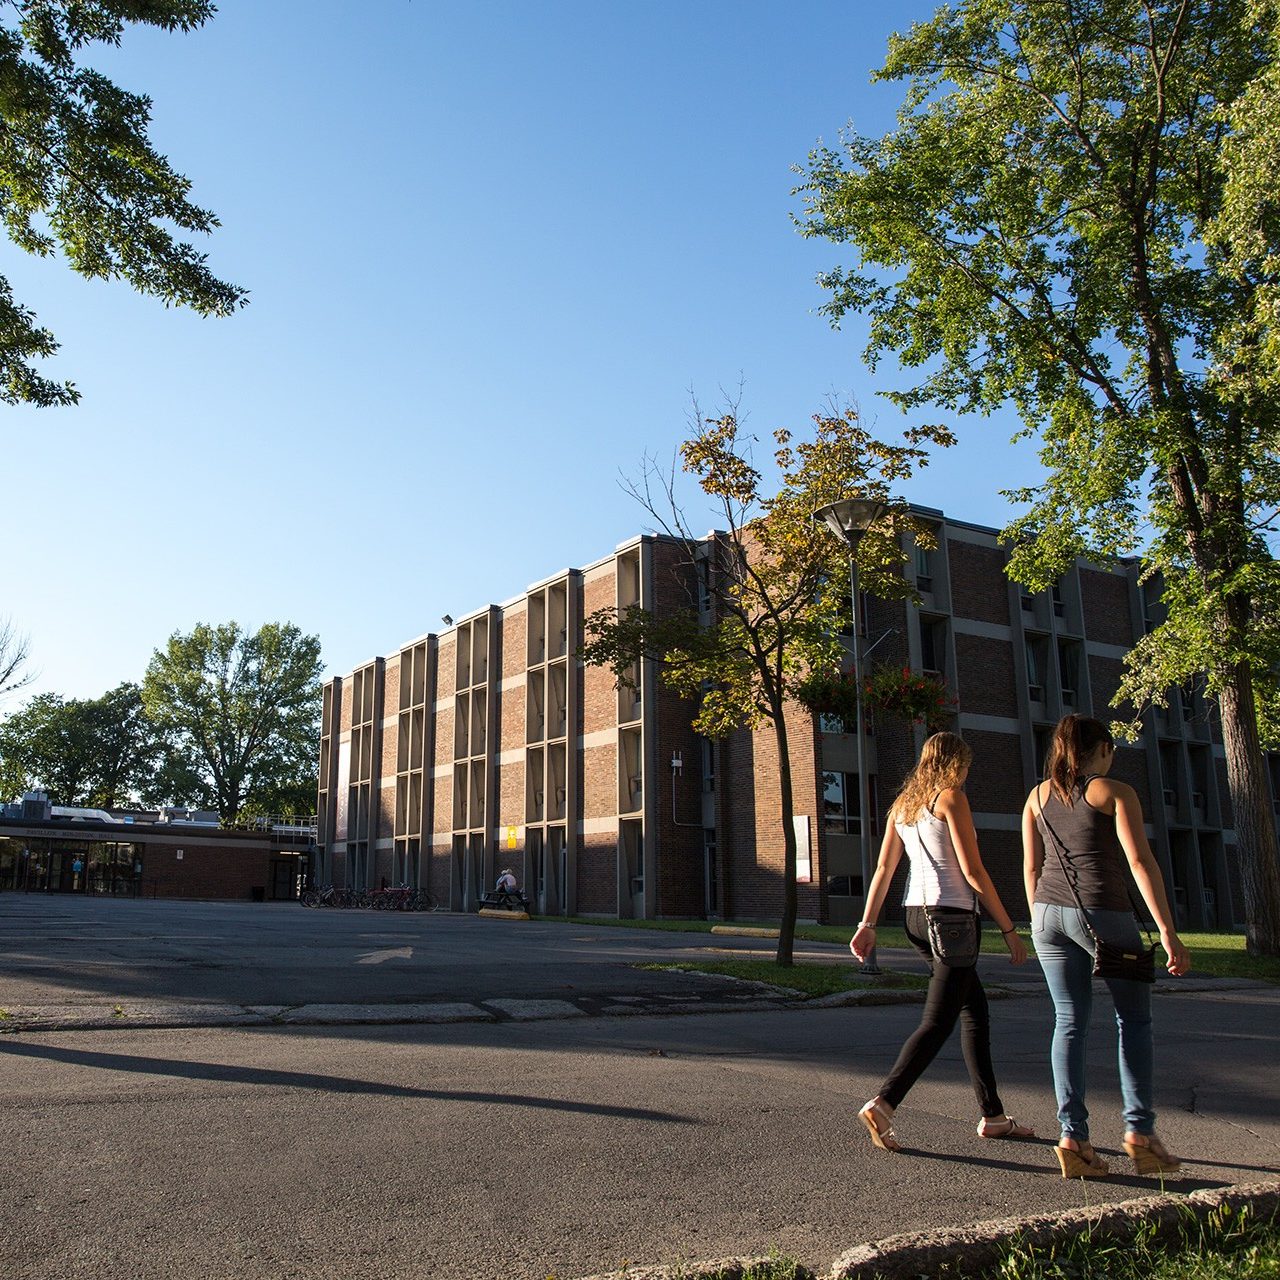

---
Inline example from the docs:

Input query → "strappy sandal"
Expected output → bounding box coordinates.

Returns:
[1055,1139,1110,1179]
[977,1115,1035,1140]
[858,1099,901,1153]
[1123,1132,1182,1176]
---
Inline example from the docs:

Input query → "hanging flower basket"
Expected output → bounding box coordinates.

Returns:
[796,664,955,733]
[864,664,956,732]
[794,668,862,726]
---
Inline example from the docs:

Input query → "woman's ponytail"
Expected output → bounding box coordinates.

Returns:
[1045,714,1114,801]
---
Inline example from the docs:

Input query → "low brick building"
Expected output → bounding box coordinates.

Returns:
[0,801,312,902]
[315,508,1270,930]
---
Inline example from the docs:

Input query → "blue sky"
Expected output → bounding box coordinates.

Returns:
[3,1,1044,704]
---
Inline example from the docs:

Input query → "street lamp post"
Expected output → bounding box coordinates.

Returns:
[814,498,887,974]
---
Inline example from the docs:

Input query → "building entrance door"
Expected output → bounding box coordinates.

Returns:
[269,858,297,900]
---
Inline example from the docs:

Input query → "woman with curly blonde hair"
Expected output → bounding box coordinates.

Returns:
[851,731,1031,1152]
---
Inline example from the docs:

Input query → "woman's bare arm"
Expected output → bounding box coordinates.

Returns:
[1022,787,1046,917]
[1107,779,1191,976]
[849,821,905,962]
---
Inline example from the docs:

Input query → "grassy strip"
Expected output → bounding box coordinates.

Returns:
[637,958,929,999]
[550,1203,1280,1279]
[934,1202,1280,1280]
[542,915,1280,984]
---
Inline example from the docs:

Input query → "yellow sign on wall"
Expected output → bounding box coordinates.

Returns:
[506,824,518,849]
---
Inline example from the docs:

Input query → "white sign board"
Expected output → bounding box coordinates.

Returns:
[793,815,812,884]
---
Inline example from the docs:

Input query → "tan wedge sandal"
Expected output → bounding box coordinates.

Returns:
[1123,1133,1182,1176]
[1055,1139,1110,1179]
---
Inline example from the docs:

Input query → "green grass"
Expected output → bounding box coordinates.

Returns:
[541,915,1280,984]
[543,1205,1279,1278]
[939,1202,1280,1280]
[1175,931,1280,985]
[638,957,929,999]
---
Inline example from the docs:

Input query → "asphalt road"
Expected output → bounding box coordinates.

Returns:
[0,895,874,1008]
[1,896,1277,1280]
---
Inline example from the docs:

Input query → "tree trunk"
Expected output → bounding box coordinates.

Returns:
[773,709,797,967]
[1217,661,1280,957]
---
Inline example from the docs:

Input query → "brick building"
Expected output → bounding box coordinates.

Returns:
[315,508,1264,930]
[0,796,312,901]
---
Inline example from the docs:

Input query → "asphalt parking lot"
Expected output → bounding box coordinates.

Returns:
[0,893,866,1013]
[3,895,1278,1280]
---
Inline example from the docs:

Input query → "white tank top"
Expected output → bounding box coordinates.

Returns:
[895,804,978,910]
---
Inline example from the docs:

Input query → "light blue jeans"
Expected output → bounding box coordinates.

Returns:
[1031,902,1155,1141]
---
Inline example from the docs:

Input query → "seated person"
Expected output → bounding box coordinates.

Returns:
[495,868,518,894]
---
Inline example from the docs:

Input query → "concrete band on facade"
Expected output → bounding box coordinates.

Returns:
[316,508,1271,931]
[572,1180,1280,1280]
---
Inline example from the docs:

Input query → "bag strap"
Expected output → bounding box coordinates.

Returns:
[1033,783,1156,948]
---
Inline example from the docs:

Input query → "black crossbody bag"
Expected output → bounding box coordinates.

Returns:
[1035,787,1157,984]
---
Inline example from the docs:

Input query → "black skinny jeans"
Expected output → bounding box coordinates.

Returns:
[877,905,1004,1118]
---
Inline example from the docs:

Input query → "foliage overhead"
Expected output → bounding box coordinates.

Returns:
[796,0,1280,954]
[797,0,1280,732]
[141,621,322,822]
[0,0,245,406]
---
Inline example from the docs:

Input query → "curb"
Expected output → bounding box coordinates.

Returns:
[570,1180,1280,1280]
[0,973,1250,1035]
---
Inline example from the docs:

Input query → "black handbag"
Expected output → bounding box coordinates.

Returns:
[1035,788,1158,983]
[909,824,981,967]
[925,908,981,967]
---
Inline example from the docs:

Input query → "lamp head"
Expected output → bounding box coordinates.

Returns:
[812,497,888,545]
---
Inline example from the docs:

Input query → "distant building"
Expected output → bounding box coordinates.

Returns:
[315,508,1270,929]
[0,792,313,901]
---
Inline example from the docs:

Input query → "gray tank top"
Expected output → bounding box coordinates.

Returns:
[1034,777,1131,912]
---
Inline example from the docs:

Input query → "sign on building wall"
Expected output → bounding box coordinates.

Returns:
[793,815,812,884]
[506,824,518,850]
[335,740,351,841]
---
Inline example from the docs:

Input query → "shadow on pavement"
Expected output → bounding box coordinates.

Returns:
[0,1038,698,1124]
[908,1143,1253,1191]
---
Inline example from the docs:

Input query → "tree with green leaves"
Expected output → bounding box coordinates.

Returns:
[581,405,949,964]
[798,0,1280,955]
[0,681,157,805]
[141,621,322,822]
[0,1,245,406]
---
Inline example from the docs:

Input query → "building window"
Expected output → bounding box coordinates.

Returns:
[915,545,933,593]
[920,616,946,677]
[823,771,862,836]
[1057,640,1080,707]
[1025,636,1048,702]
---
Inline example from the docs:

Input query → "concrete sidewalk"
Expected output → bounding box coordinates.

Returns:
[0,967,1262,1035]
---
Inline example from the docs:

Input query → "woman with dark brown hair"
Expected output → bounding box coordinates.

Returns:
[1023,714,1190,1179]
[852,731,1031,1152]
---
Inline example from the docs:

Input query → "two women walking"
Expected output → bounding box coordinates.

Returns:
[851,715,1190,1178]
[850,731,1033,1152]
